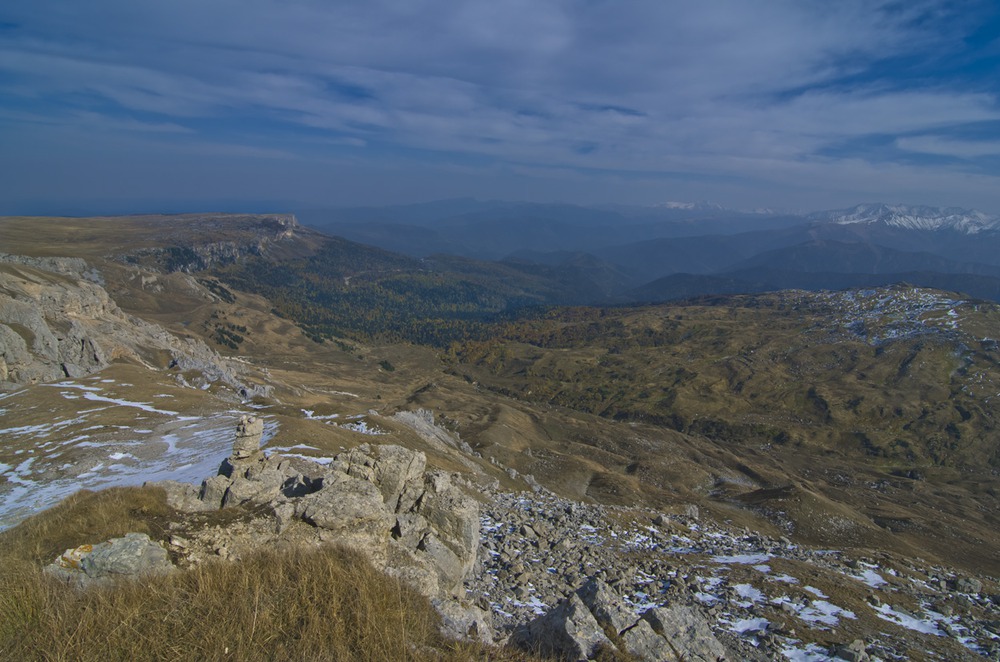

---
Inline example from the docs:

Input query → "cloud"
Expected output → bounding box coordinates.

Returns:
[0,0,999,211]
[896,135,1000,158]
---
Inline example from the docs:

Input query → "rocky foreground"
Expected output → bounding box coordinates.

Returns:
[42,417,999,661]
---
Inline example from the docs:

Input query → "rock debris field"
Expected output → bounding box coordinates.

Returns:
[469,488,1000,661]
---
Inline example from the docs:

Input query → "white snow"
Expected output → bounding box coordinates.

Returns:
[772,596,855,628]
[510,596,547,615]
[851,568,887,588]
[77,391,179,415]
[781,642,835,661]
[734,583,765,603]
[339,420,386,435]
[728,617,769,635]
[301,409,340,420]
[873,604,943,636]
[0,412,276,530]
[712,553,771,564]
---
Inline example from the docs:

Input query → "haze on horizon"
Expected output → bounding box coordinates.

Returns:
[2,1,1000,216]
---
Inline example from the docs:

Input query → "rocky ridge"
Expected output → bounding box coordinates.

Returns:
[118,214,299,273]
[0,254,268,398]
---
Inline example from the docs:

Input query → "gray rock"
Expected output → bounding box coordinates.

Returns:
[432,597,495,644]
[393,513,429,549]
[956,577,983,594]
[413,471,479,583]
[222,468,285,506]
[152,479,213,512]
[642,605,728,662]
[298,472,393,535]
[621,618,675,662]
[0,256,264,395]
[232,415,264,459]
[341,444,426,512]
[418,532,466,595]
[522,593,615,661]
[578,578,637,634]
[46,533,174,587]
[200,474,232,509]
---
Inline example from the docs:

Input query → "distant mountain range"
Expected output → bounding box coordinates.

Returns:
[298,200,1000,306]
[810,203,1000,234]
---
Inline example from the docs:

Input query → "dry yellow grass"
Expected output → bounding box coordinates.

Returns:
[0,487,541,661]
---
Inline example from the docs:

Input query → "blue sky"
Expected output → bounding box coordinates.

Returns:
[2,1,1000,214]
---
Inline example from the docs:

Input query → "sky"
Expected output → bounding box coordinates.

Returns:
[2,1,1000,215]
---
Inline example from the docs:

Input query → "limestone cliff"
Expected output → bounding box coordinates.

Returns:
[0,255,267,397]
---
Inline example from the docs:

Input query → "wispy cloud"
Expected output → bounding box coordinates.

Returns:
[1,0,999,211]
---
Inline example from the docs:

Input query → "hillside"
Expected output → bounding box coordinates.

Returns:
[2,212,999,660]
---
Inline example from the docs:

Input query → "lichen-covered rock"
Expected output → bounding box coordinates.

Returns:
[45,533,174,587]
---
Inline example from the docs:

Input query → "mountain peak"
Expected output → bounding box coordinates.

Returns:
[810,203,1000,234]
[652,200,725,211]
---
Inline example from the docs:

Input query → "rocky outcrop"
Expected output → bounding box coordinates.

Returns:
[45,533,174,587]
[517,578,727,662]
[152,418,486,638]
[119,215,298,273]
[231,415,264,459]
[0,257,268,397]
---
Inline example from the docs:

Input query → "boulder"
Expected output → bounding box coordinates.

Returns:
[155,479,213,512]
[642,605,728,662]
[46,533,174,587]
[413,471,479,584]
[432,597,495,644]
[200,474,232,509]
[578,578,637,634]
[621,619,675,662]
[522,593,614,661]
[417,532,466,594]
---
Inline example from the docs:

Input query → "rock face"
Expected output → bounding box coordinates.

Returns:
[0,256,268,397]
[45,533,174,587]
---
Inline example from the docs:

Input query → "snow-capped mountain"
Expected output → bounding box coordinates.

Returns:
[652,200,726,211]
[809,203,1000,234]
